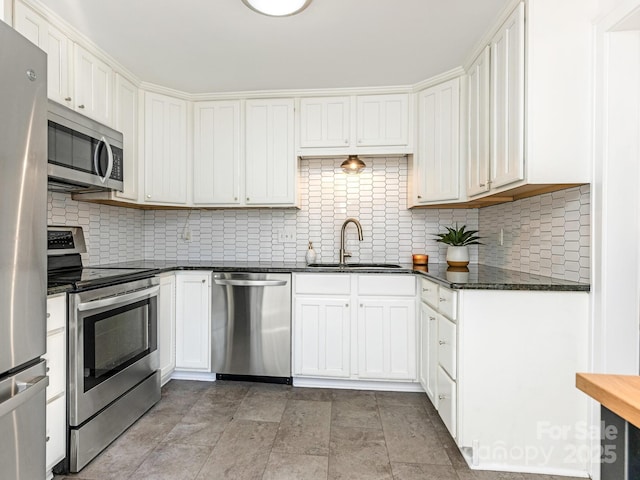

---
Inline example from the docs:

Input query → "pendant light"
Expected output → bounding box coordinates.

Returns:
[241,0,312,17]
[341,155,366,174]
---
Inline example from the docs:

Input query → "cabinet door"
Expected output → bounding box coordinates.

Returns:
[299,96,350,148]
[45,330,66,402]
[175,272,211,371]
[293,297,351,378]
[114,74,139,201]
[193,101,241,205]
[74,44,113,125]
[14,2,72,107]
[356,94,409,147]
[245,98,296,205]
[357,298,416,380]
[158,274,176,385]
[467,46,491,197]
[438,316,457,380]
[415,78,460,203]
[419,302,438,407]
[437,365,457,439]
[46,394,66,473]
[490,2,525,189]
[144,92,188,204]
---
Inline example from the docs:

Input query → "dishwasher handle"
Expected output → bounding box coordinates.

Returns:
[214,279,288,287]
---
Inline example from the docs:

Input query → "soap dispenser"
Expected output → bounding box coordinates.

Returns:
[305,241,317,265]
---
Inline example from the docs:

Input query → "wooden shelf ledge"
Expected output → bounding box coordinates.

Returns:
[576,373,640,428]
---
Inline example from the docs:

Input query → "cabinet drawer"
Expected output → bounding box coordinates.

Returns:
[47,294,66,331]
[420,278,439,308]
[437,366,457,439]
[295,274,351,295]
[46,394,66,471]
[438,316,456,380]
[357,275,415,296]
[45,330,66,401]
[438,286,457,321]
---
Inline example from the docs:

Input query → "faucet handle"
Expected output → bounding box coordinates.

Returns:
[343,252,352,258]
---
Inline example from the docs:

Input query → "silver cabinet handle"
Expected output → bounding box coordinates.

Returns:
[46,436,50,442]
[439,297,446,302]
[234,197,238,201]
[146,194,152,199]
[439,340,446,345]
[417,195,422,199]
[214,279,287,287]
[438,394,446,400]
[46,313,51,318]
[202,279,206,283]
[429,316,436,321]
[422,288,429,292]
[64,97,71,102]
[0,375,48,418]
[344,139,348,144]
[246,197,250,202]
[78,104,85,109]
[479,183,486,187]
[77,286,159,312]
[345,304,349,307]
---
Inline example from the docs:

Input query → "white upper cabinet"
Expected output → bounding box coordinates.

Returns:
[144,92,188,205]
[412,78,460,204]
[299,96,350,148]
[114,74,139,201]
[14,1,72,108]
[245,98,296,205]
[490,2,525,189]
[193,100,241,205]
[74,44,114,126]
[356,94,409,147]
[467,46,491,197]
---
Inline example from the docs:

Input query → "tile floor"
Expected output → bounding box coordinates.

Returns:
[56,380,585,480]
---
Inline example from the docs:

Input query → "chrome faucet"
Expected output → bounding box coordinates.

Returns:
[339,218,364,265]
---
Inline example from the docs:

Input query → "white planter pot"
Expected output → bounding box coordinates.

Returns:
[446,245,469,267]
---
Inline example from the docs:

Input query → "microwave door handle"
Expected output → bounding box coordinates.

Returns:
[94,137,114,184]
[77,285,160,312]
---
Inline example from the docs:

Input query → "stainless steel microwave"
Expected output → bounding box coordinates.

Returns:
[47,100,124,192]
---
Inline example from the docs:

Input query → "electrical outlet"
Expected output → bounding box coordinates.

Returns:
[499,228,504,246]
[282,226,296,243]
[182,227,191,241]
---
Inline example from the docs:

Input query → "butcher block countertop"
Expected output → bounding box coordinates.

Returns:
[576,373,640,428]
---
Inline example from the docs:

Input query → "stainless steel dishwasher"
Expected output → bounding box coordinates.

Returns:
[211,272,291,384]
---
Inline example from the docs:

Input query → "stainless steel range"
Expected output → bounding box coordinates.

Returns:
[47,226,160,473]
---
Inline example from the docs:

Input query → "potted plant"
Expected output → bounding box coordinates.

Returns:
[434,224,482,267]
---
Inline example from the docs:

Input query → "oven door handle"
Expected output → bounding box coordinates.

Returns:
[77,286,159,312]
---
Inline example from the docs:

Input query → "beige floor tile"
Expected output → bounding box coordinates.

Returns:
[328,425,392,480]
[130,443,212,479]
[331,397,382,430]
[234,385,290,422]
[391,462,460,480]
[262,452,328,480]
[196,419,279,480]
[272,400,332,456]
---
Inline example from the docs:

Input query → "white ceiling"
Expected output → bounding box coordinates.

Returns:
[43,0,511,94]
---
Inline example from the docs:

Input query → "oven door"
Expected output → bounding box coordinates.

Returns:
[68,277,159,426]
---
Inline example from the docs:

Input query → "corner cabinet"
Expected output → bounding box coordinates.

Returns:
[245,98,296,205]
[143,92,188,205]
[114,74,139,202]
[410,78,461,206]
[175,272,211,372]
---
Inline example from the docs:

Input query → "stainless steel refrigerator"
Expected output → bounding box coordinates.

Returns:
[0,20,49,480]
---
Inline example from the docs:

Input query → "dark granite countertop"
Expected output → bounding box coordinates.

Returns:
[87,260,589,292]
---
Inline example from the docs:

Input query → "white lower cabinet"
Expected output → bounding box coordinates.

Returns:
[175,272,211,372]
[357,298,416,381]
[436,365,457,437]
[293,273,417,384]
[158,273,176,385]
[293,297,351,378]
[419,301,438,406]
[46,294,67,478]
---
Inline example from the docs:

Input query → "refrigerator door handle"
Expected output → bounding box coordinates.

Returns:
[0,375,48,419]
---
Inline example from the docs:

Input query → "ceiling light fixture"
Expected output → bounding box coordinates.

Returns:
[241,0,312,17]
[341,155,366,174]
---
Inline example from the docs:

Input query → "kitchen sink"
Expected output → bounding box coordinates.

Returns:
[307,263,402,269]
